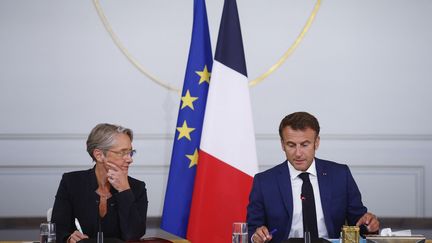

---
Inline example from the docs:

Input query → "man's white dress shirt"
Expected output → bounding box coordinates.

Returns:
[287,160,329,238]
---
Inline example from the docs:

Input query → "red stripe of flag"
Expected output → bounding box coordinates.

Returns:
[187,150,253,242]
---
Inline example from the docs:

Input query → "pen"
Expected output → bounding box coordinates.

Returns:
[74,218,83,234]
[270,229,278,235]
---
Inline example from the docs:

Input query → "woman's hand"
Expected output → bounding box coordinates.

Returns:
[67,230,89,243]
[106,162,130,192]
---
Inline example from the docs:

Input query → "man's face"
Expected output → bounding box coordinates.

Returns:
[280,126,320,172]
[102,133,133,173]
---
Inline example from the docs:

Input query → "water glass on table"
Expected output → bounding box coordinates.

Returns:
[232,222,248,243]
[40,222,56,243]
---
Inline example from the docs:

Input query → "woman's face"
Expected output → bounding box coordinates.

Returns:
[100,133,133,173]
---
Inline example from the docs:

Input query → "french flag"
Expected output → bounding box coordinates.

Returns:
[187,0,259,242]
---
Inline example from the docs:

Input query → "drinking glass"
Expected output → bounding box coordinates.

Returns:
[40,222,56,243]
[232,222,248,243]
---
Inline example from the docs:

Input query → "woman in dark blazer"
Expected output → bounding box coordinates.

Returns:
[52,123,148,243]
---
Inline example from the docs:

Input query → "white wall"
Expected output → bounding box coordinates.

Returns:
[1,0,431,218]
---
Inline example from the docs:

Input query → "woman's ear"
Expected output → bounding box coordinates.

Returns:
[93,149,104,162]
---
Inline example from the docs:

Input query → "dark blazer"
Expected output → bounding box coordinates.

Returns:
[52,167,148,243]
[247,158,367,242]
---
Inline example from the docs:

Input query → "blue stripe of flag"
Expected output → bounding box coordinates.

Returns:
[214,0,247,77]
[160,0,213,238]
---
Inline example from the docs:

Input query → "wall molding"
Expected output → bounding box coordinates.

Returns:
[0,164,169,172]
[1,133,432,141]
[256,133,432,141]
[352,165,426,216]
[0,133,172,140]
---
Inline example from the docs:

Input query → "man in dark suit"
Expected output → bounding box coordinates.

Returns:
[247,112,379,243]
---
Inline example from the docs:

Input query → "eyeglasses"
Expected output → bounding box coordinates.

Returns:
[107,149,137,158]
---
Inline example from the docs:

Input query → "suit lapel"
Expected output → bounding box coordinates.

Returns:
[276,162,293,220]
[316,158,334,236]
[89,167,101,235]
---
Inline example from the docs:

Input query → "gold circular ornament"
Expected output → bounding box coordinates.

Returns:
[92,0,321,93]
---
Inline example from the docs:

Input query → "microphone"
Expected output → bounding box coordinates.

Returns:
[96,200,103,243]
[301,194,311,243]
[301,194,307,201]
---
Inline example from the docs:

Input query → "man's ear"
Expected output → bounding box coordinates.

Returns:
[281,139,286,152]
[314,136,320,150]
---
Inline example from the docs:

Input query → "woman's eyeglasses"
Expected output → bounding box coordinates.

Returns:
[107,149,136,158]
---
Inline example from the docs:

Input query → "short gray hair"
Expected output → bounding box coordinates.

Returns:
[86,123,133,161]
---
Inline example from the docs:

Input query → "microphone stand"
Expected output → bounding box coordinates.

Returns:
[301,194,311,243]
[96,200,104,243]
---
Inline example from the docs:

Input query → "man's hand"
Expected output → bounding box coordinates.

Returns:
[252,226,273,243]
[67,230,89,243]
[356,212,380,233]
